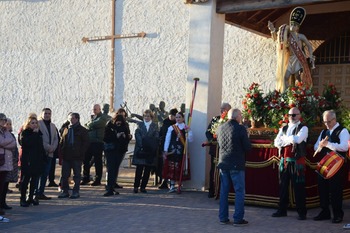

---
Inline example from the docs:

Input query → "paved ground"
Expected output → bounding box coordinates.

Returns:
[1,167,350,233]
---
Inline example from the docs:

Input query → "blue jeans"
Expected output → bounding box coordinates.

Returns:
[36,157,52,195]
[219,169,245,222]
[61,160,83,193]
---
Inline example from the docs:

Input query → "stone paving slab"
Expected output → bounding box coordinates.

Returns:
[1,168,350,233]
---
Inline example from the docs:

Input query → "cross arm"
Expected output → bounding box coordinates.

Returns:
[82,32,146,43]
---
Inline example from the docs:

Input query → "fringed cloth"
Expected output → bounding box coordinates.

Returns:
[279,145,306,183]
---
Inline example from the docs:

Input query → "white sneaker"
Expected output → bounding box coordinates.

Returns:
[0,216,10,223]
[168,186,176,193]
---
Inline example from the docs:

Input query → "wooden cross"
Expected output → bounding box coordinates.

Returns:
[82,0,146,112]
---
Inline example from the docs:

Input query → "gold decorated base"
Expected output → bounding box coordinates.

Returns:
[248,126,325,144]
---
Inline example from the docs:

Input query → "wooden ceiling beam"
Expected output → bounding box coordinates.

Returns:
[217,0,338,14]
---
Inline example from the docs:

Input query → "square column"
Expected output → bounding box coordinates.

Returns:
[185,0,225,190]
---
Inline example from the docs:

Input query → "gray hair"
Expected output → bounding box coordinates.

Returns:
[228,108,240,120]
[323,110,336,120]
[221,102,231,110]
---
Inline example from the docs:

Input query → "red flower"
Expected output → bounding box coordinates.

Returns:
[221,111,228,119]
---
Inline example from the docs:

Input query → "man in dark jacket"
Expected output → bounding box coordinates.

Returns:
[81,104,108,186]
[58,113,89,199]
[217,108,251,226]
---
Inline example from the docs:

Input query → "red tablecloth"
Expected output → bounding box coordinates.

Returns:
[214,142,350,208]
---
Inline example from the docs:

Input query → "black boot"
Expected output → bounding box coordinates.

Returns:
[20,199,29,207]
[158,180,168,189]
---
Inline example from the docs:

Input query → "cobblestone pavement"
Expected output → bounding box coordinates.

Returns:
[1,167,349,233]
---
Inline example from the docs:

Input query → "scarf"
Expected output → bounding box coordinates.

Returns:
[67,123,79,146]
[144,120,152,132]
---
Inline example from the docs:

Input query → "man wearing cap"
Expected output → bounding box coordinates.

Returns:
[268,7,315,92]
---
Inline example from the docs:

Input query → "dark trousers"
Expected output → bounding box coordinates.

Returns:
[83,142,104,182]
[209,154,215,195]
[317,164,345,218]
[278,162,306,216]
[0,172,8,206]
[61,159,82,194]
[21,174,40,201]
[48,155,57,183]
[134,165,151,190]
[105,150,125,191]
[36,157,52,195]
[0,182,9,207]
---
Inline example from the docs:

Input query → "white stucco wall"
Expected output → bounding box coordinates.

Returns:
[1,0,277,189]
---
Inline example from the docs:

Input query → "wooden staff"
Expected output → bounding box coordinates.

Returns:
[178,77,200,193]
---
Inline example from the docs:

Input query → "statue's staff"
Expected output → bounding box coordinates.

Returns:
[178,77,200,193]
[120,101,132,116]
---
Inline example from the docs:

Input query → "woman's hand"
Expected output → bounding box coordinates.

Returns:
[117,132,126,138]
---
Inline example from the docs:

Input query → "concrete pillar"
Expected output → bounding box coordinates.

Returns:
[185,0,225,190]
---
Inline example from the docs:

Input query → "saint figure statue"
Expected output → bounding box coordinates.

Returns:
[268,7,315,92]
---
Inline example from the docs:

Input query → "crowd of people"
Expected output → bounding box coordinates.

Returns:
[0,101,192,223]
[0,102,349,228]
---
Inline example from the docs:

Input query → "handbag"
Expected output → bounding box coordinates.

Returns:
[0,153,5,166]
[104,143,115,151]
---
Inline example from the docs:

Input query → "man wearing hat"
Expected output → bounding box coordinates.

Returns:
[268,7,315,92]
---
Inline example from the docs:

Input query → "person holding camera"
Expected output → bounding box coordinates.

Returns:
[103,113,131,196]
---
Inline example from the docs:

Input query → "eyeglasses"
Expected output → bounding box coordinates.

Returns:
[288,114,299,117]
[323,118,335,124]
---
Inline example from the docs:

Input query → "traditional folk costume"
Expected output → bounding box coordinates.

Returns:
[314,123,350,222]
[275,7,314,92]
[162,122,193,190]
[274,122,308,218]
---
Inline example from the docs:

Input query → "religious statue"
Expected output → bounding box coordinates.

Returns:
[268,7,315,92]
[180,103,186,114]
[102,103,112,121]
[129,103,159,124]
[156,101,168,126]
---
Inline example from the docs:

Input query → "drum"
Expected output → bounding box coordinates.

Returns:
[316,151,344,179]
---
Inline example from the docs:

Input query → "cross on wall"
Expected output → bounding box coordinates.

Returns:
[82,0,146,112]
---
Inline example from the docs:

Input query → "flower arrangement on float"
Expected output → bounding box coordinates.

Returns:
[242,82,344,131]
[209,110,229,138]
[261,89,289,130]
[322,83,342,111]
[242,82,264,124]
